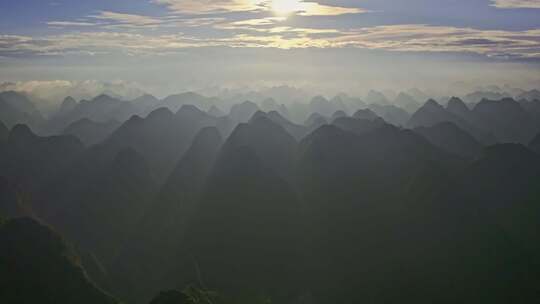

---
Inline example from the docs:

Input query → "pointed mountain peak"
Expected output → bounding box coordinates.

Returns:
[332,110,347,119]
[9,124,36,142]
[249,110,268,123]
[353,109,379,120]
[176,104,206,117]
[147,107,174,121]
[424,99,443,109]
[92,94,117,103]
[62,96,77,104]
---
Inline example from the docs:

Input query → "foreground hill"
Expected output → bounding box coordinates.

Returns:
[0,217,118,304]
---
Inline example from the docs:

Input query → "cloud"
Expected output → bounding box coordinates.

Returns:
[292,1,366,16]
[491,0,540,8]
[91,11,163,27]
[152,0,365,16]
[47,21,95,27]
[151,0,265,14]
[1,24,539,59]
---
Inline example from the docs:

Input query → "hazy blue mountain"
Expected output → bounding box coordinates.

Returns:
[207,105,225,117]
[395,92,422,113]
[0,91,42,118]
[58,96,77,115]
[352,108,380,121]
[0,91,44,130]
[332,116,387,135]
[99,105,227,181]
[229,101,260,123]
[365,90,390,105]
[309,95,336,117]
[63,118,121,146]
[252,110,308,140]
[368,103,410,126]
[161,92,217,112]
[46,94,142,134]
[518,89,540,101]
[414,122,483,159]
[463,91,510,104]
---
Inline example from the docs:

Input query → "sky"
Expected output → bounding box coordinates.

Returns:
[1,0,540,96]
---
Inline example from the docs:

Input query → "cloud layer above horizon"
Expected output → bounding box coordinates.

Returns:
[0,0,539,92]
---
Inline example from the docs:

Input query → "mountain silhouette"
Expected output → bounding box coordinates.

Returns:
[63,118,121,146]
[113,127,224,303]
[472,98,538,144]
[0,217,118,304]
[184,144,301,296]
[395,92,422,113]
[414,122,483,159]
[530,132,540,153]
[368,103,410,126]
[228,100,260,123]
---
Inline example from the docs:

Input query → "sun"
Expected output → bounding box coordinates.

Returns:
[271,0,303,16]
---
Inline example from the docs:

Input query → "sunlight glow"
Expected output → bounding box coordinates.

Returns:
[271,0,303,16]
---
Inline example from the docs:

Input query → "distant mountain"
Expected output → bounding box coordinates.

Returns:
[463,91,510,104]
[252,110,308,140]
[229,101,260,123]
[331,93,366,113]
[414,122,483,159]
[58,96,77,115]
[365,90,390,105]
[394,92,422,113]
[332,116,387,136]
[63,118,121,146]
[0,217,118,304]
[368,104,410,126]
[0,91,42,118]
[331,110,347,120]
[406,88,429,103]
[310,95,336,117]
[408,99,496,144]
[132,94,160,108]
[46,94,142,134]
[352,108,380,121]
[472,98,538,144]
[518,89,540,101]
[227,115,298,181]
[207,105,225,117]
[0,125,85,198]
[161,92,217,112]
[0,91,44,130]
[99,105,230,181]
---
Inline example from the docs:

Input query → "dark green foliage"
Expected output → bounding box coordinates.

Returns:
[0,217,118,304]
[149,290,190,304]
